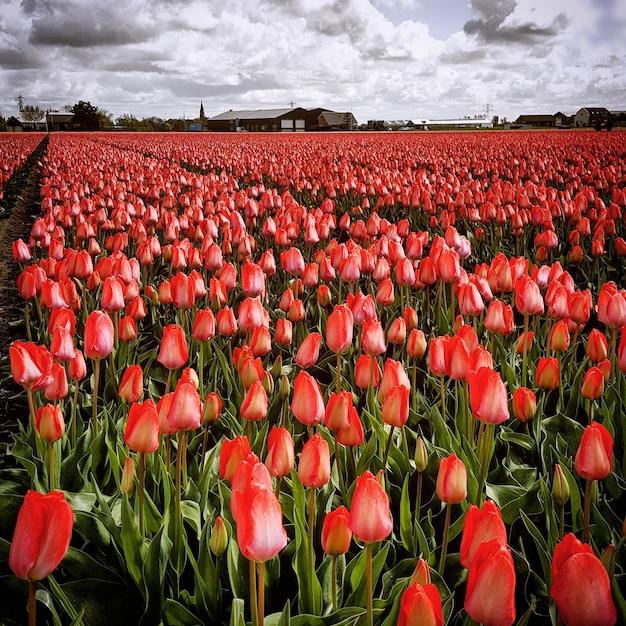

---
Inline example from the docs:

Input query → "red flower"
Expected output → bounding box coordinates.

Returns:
[436,454,467,504]
[157,324,188,370]
[378,359,410,405]
[336,406,364,447]
[236,474,288,563]
[574,422,613,481]
[219,435,252,482]
[515,275,544,316]
[291,370,325,427]
[536,356,559,390]
[467,366,510,425]
[298,433,331,488]
[124,399,160,454]
[321,506,352,555]
[511,387,536,423]
[240,380,268,422]
[349,470,392,543]
[166,381,202,432]
[580,366,605,400]
[274,318,293,346]
[398,583,444,626]
[428,336,449,378]
[361,319,386,356]
[9,490,73,581]
[264,426,294,478]
[464,539,516,626]
[460,500,507,569]
[324,390,352,431]
[118,364,144,403]
[550,533,616,626]
[83,310,114,361]
[381,385,410,428]
[35,404,65,443]
[192,309,215,342]
[325,304,354,354]
[295,332,323,368]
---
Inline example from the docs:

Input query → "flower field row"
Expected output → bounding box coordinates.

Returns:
[1,129,625,626]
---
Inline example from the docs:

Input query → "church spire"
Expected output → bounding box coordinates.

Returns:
[199,101,206,121]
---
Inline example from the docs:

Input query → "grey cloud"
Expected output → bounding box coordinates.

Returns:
[29,8,157,47]
[0,46,47,69]
[464,0,567,43]
[439,49,487,64]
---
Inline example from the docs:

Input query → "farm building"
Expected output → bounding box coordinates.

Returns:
[574,107,612,128]
[412,118,493,130]
[513,114,557,128]
[205,107,358,132]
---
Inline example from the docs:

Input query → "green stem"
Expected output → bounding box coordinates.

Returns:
[476,423,493,506]
[336,352,342,394]
[582,478,592,543]
[522,314,529,388]
[416,471,423,519]
[249,559,258,626]
[71,381,79,447]
[558,503,565,540]
[139,452,145,537]
[382,426,394,473]
[366,542,374,626]
[92,358,101,436]
[308,487,316,613]
[438,504,452,575]
[440,376,446,423]
[331,555,338,612]
[48,441,54,491]
[257,561,265,626]
[28,580,36,626]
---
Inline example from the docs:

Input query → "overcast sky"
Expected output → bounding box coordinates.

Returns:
[1,0,624,124]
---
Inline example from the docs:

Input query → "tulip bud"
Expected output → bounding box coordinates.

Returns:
[271,355,283,380]
[511,386,536,423]
[407,329,427,359]
[409,558,431,586]
[121,457,136,495]
[279,373,290,400]
[552,464,570,507]
[414,437,428,472]
[298,433,330,488]
[210,516,229,557]
[203,392,222,425]
[536,356,559,390]
[348,470,393,543]
[580,366,605,400]
[574,422,613,481]
[36,403,65,443]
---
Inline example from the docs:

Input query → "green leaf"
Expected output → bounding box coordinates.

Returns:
[163,598,202,626]
[399,475,415,555]
[346,542,390,607]
[229,598,246,626]
[120,494,145,588]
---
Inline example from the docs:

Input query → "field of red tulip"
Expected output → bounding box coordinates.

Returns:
[1,129,625,626]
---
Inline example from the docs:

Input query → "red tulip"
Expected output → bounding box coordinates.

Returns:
[49,327,75,362]
[464,539,516,626]
[288,298,305,323]
[118,315,137,342]
[219,435,252,482]
[280,247,305,275]
[515,275,544,316]
[124,399,160,454]
[354,354,381,389]
[9,490,73,581]
[574,422,613,481]
[550,533,616,626]
[460,500,507,569]
[586,329,608,363]
[398,583,444,626]
[192,309,215,342]
[580,366,605,400]
[484,300,514,335]
[265,426,294,478]
[296,332,323,368]
[240,380,268,422]
[446,335,470,381]
[549,320,570,353]
[376,278,395,306]
[118,364,144,403]
[101,276,125,312]
[436,454,467,504]
[12,238,31,263]
[231,457,268,522]
[381,384,410,428]
[428,335,449,377]
[241,260,265,297]
[349,470,393,543]
[216,306,238,337]
[44,362,68,401]
[203,392,222,425]
[511,387,536,423]
[167,381,202,432]
[407,329,427,358]
[467,366,510,425]
[321,506,352,555]
[291,370,325,426]
[536,356,559,390]
[236,474,287,563]
[250,325,272,357]
[515,331,534,354]
[336,406,364,446]
[36,404,65,442]
[325,304,354,354]
[9,341,45,388]
[298,433,331,488]
[157,324,188,370]
[324,390,352,431]
[68,349,87,381]
[84,310,114,361]
[361,319,386,356]
[387,317,407,345]
[597,282,626,330]
[170,272,195,309]
[274,318,293,346]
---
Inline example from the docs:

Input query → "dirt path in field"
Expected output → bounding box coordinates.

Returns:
[0,135,47,467]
